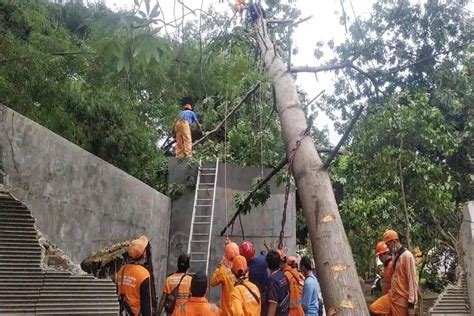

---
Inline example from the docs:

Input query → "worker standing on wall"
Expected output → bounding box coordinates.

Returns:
[383,230,418,316]
[230,255,262,315]
[369,241,394,316]
[158,254,192,315]
[283,256,304,316]
[175,97,203,158]
[265,250,290,316]
[174,271,220,315]
[116,236,152,316]
[210,240,239,316]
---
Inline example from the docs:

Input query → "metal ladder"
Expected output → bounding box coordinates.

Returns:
[187,159,219,275]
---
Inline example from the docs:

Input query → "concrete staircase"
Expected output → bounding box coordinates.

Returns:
[0,190,119,314]
[429,274,471,315]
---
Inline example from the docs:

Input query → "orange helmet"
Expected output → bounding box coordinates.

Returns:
[375,241,390,256]
[383,230,399,243]
[239,241,255,261]
[128,236,148,259]
[225,242,240,262]
[231,255,248,276]
[287,256,298,268]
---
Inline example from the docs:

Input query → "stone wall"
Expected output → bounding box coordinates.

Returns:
[168,158,297,302]
[461,201,474,309]
[0,105,171,290]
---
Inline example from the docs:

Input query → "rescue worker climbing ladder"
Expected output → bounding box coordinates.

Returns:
[175,97,203,158]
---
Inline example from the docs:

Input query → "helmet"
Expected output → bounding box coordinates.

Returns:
[128,236,148,259]
[231,255,248,276]
[225,242,240,262]
[287,256,298,268]
[375,241,390,256]
[239,241,255,261]
[383,230,399,243]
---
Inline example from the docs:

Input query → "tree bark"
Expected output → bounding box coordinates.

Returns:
[253,17,368,315]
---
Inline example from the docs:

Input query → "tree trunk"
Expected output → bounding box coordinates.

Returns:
[253,17,368,315]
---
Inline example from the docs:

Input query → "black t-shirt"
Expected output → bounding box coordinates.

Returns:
[266,270,290,316]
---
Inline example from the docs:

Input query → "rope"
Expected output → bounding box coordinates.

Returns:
[238,213,246,240]
[259,88,264,177]
[223,39,232,240]
[278,127,311,250]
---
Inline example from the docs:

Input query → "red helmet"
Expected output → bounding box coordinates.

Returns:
[239,241,255,261]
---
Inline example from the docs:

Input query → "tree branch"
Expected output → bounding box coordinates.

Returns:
[290,61,352,73]
[193,81,261,146]
[324,104,365,168]
[0,52,95,64]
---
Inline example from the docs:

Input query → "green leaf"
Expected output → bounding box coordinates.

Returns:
[150,2,160,18]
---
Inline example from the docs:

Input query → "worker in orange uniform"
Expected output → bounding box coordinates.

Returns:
[210,240,239,316]
[116,236,152,316]
[281,253,304,316]
[175,97,203,158]
[369,241,394,316]
[230,255,261,315]
[158,253,192,315]
[384,230,418,316]
[174,271,220,316]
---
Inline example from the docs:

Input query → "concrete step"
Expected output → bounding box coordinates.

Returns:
[0,222,35,228]
[0,250,42,258]
[0,216,35,223]
[0,241,42,248]
[0,212,33,218]
[0,231,38,238]
[0,227,37,234]
[0,266,42,272]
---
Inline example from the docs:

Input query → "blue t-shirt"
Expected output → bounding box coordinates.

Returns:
[248,254,268,297]
[302,273,321,315]
[179,110,198,124]
[266,270,290,316]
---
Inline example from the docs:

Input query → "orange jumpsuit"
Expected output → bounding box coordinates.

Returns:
[175,119,192,158]
[369,260,394,315]
[390,250,418,315]
[210,263,236,316]
[117,264,152,316]
[230,279,261,316]
[174,297,220,315]
[162,272,192,313]
[283,267,305,316]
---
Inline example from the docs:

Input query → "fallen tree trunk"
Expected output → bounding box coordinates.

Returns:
[253,16,368,315]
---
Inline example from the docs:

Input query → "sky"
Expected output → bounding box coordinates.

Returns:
[104,0,375,145]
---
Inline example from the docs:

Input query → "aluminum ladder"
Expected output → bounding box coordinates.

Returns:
[187,159,219,275]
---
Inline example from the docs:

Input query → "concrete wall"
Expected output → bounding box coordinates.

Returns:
[461,201,474,308]
[0,105,171,290]
[168,158,297,302]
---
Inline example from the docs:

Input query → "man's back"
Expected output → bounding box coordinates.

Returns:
[302,273,320,316]
[163,272,192,307]
[210,263,236,316]
[174,297,219,316]
[267,270,290,316]
[230,279,261,316]
[283,268,304,316]
[249,254,269,296]
[117,264,151,316]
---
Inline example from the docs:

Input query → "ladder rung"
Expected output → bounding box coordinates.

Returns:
[194,222,210,224]
[199,183,214,185]
[191,252,207,255]
[190,259,207,262]
[193,233,208,236]
[196,205,212,207]
[200,168,216,171]
[201,173,216,176]
[197,199,213,201]
[197,188,213,190]
[195,215,211,218]
[191,240,208,243]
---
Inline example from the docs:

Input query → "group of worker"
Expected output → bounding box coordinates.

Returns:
[369,230,418,316]
[116,235,322,316]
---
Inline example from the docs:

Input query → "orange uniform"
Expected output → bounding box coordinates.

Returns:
[283,267,304,316]
[117,264,152,316]
[230,279,261,316]
[390,249,418,315]
[163,272,192,313]
[369,260,394,315]
[175,120,192,158]
[383,260,394,294]
[174,297,220,316]
[210,263,236,316]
